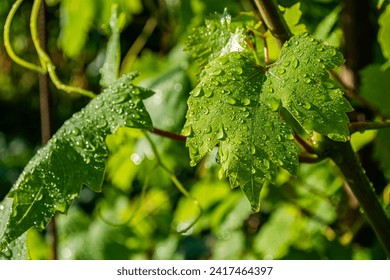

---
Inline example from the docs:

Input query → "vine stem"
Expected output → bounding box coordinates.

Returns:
[253,0,291,47]
[36,0,58,260]
[255,0,390,257]
[143,132,202,233]
[4,0,96,98]
[324,139,390,257]
[349,121,390,133]
[4,0,44,73]
[30,0,96,98]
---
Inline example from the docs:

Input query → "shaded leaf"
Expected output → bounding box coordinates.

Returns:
[360,64,390,116]
[0,73,153,248]
[360,64,390,179]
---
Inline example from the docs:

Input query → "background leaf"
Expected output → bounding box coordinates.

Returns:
[60,0,95,58]
[0,73,153,248]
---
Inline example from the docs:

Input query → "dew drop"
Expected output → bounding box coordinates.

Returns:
[216,125,227,140]
[269,98,281,112]
[204,91,213,98]
[205,125,212,134]
[292,59,299,69]
[96,118,108,129]
[227,97,237,105]
[235,66,243,75]
[303,101,311,109]
[263,159,270,170]
[305,77,312,84]
[250,144,256,155]
[278,68,286,75]
[72,128,81,136]
[112,94,129,104]
[286,133,294,140]
[182,125,194,137]
[243,98,251,106]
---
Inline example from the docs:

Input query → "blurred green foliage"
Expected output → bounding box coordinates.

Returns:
[1,0,390,260]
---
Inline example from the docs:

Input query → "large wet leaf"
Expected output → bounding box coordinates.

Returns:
[0,73,153,249]
[183,33,352,211]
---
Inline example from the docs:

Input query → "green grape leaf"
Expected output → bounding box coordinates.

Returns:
[266,33,352,140]
[60,0,95,58]
[184,33,352,211]
[185,9,247,70]
[0,73,153,249]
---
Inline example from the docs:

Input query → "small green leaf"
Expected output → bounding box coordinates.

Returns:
[0,73,153,248]
[184,33,352,211]
[282,3,307,35]
[185,9,247,70]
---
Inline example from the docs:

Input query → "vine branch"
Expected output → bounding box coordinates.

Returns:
[349,121,390,133]
[4,0,96,98]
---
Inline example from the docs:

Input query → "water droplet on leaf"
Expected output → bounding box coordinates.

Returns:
[243,98,251,106]
[227,97,237,105]
[217,125,227,140]
[292,59,299,68]
[182,125,194,137]
[269,98,281,112]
